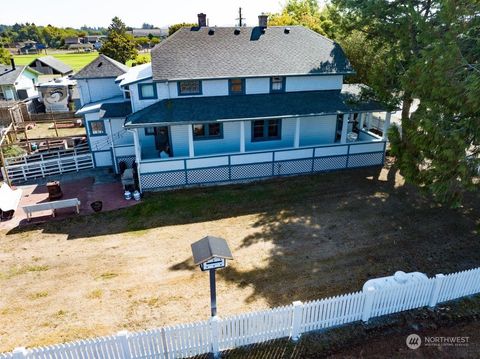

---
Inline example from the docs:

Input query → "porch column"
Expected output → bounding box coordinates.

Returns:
[132,128,141,163]
[359,113,365,130]
[382,112,391,140]
[365,113,372,130]
[294,118,300,148]
[239,121,245,153]
[340,114,350,144]
[188,124,195,157]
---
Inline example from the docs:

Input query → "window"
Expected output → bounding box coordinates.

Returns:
[178,80,202,96]
[124,85,131,99]
[192,123,223,140]
[89,120,106,136]
[0,87,4,100]
[138,83,157,99]
[252,119,281,141]
[229,78,244,95]
[270,76,285,92]
[145,127,155,135]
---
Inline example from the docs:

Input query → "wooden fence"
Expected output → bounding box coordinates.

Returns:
[2,267,480,359]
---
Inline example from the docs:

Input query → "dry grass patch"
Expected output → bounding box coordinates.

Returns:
[87,289,103,299]
[28,291,49,300]
[0,165,478,352]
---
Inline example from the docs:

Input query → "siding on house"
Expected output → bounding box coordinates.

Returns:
[131,75,344,112]
[77,78,124,105]
[298,115,337,146]
[140,116,337,159]
[16,70,38,98]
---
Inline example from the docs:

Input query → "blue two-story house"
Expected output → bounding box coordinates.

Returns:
[77,13,392,191]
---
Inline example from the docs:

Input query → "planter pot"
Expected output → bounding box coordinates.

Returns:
[90,201,103,212]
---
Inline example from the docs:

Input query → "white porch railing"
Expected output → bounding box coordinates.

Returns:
[2,267,480,359]
[139,136,386,190]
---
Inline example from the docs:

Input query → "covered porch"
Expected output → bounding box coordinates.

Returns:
[124,85,391,190]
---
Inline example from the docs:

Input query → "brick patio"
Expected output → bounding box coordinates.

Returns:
[0,170,138,230]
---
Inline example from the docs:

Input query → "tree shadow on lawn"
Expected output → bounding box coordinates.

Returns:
[173,165,480,307]
[7,167,395,240]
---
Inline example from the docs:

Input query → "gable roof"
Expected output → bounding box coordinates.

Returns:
[125,84,385,127]
[73,54,129,79]
[191,236,233,265]
[151,26,354,81]
[30,56,73,75]
[0,65,39,86]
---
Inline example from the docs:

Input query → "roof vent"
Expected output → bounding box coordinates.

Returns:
[234,28,241,35]
[284,27,290,34]
[208,28,215,35]
[97,62,103,68]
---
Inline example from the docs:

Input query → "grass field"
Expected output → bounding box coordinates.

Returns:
[14,52,99,72]
[14,51,152,73]
[0,163,479,351]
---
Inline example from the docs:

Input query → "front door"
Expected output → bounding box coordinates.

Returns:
[154,126,172,156]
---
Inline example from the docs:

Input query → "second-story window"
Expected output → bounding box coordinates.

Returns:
[193,123,223,140]
[178,80,202,96]
[124,85,131,99]
[229,78,244,95]
[271,76,285,92]
[138,83,157,100]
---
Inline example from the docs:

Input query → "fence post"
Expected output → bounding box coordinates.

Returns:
[12,347,28,359]
[362,287,376,322]
[429,274,445,308]
[291,300,303,342]
[210,316,221,358]
[116,330,132,359]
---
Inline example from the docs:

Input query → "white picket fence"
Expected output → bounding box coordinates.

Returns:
[3,267,480,359]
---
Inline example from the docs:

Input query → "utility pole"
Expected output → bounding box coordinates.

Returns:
[236,7,246,27]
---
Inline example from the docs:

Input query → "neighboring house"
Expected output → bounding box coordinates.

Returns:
[27,56,73,76]
[76,13,392,191]
[129,28,168,39]
[17,40,40,55]
[0,59,40,101]
[64,37,81,46]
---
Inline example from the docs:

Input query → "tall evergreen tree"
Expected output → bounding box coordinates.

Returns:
[100,17,138,64]
[333,0,479,205]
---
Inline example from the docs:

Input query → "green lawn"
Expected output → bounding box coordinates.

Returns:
[14,51,152,73]
[14,52,99,72]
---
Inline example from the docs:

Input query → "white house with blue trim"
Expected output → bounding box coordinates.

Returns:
[76,13,392,191]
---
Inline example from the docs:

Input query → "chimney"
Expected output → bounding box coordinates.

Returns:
[10,58,16,70]
[197,13,207,27]
[258,14,268,28]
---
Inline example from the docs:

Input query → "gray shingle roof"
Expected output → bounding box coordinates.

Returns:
[151,26,353,81]
[73,54,129,79]
[30,56,73,75]
[191,236,233,265]
[126,84,385,126]
[0,65,27,85]
[100,101,132,118]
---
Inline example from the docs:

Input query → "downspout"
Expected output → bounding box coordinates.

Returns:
[108,119,119,174]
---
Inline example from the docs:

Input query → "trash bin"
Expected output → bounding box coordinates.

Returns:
[47,181,63,201]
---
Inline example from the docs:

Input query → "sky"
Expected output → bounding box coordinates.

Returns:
[0,0,286,28]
